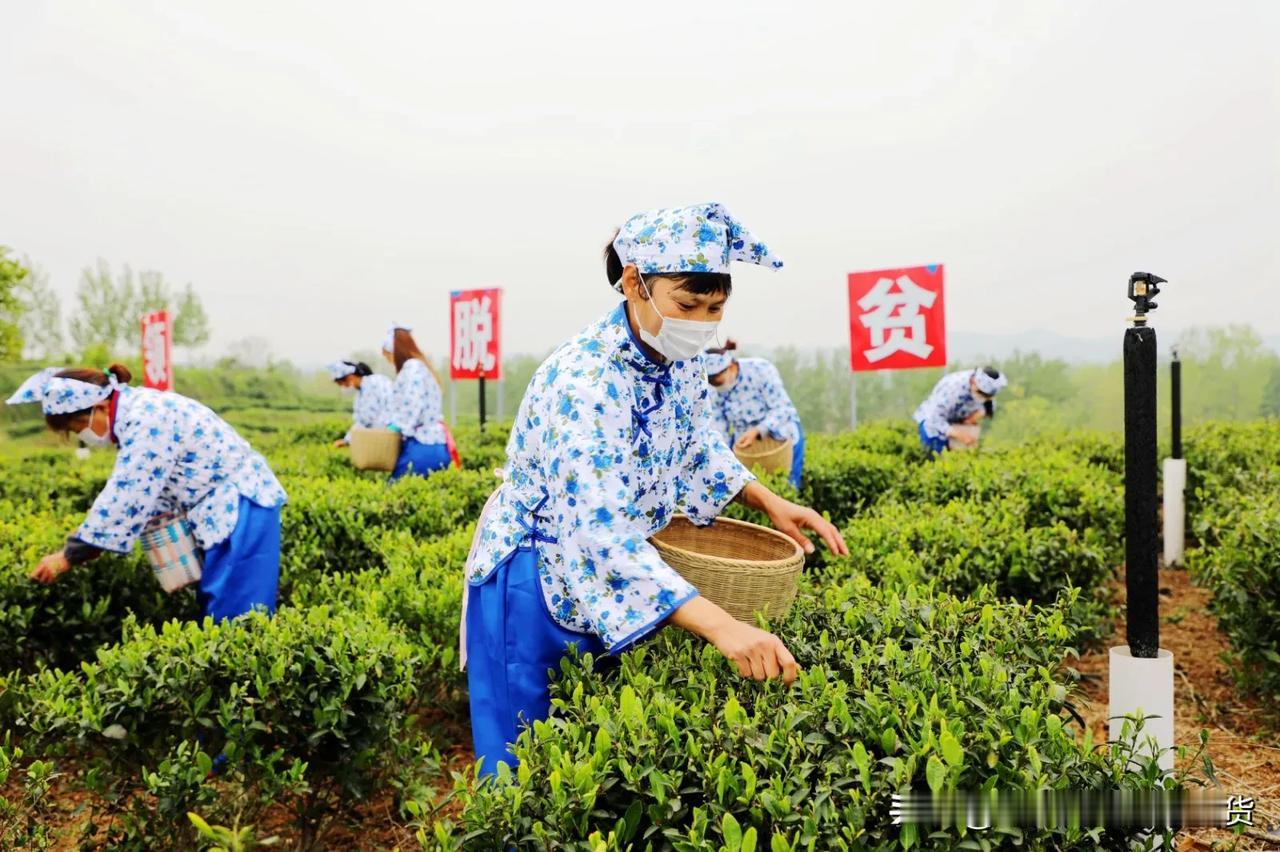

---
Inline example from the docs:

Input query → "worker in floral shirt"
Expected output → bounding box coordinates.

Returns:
[462,202,848,775]
[703,340,805,488]
[913,366,1007,454]
[328,359,394,447]
[7,364,287,621]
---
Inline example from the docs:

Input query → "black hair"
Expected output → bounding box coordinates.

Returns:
[983,399,996,420]
[705,339,739,357]
[334,361,374,382]
[603,230,732,296]
[981,366,1001,380]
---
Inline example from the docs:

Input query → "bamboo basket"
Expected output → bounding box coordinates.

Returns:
[947,423,981,452]
[650,515,804,623]
[349,427,401,471]
[734,435,793,474]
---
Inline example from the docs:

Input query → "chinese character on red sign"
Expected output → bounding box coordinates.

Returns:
[140,310,173,390]
[847,265,946,372]
[449,289,502,380]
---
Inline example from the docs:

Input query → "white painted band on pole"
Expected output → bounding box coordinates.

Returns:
[1162,458,1186,567]
[1108,646,1175,772]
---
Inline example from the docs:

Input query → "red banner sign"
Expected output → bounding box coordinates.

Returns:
[141,310,174,391]
[449,288,502,380]
[848,265,946,372]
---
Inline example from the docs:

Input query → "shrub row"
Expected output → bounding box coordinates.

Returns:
[1189,489,1280,707]
[435,578,1183,851]
[0,503,197,678]
[823,496,1114,642]
[12,606,422,850]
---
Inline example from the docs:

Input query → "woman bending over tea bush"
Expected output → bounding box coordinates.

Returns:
[5,364,286,622]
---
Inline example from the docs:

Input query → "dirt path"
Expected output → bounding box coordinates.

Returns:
[1075,566,1280,850]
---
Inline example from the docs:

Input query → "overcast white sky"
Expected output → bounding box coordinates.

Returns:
[2,1,1276,366]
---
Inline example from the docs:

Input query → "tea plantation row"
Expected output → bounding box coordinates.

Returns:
[0,420,1273,850]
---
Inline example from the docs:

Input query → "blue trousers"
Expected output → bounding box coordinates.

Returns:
[390,437,451,481]
[198,497,281,622]
[789,426,806,490]
[917,421,948,456]
[466,546,605,777]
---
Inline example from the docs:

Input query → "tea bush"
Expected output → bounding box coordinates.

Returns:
[0,449,114,513]
[437,580,1176,851]
[824,496,1113,642]
[1188,490,1280,705]
[292,527,474,702]
[13,606,420,849]
[279,467,495,595]
[0,502,197,679]
[1183,420,1280,527]
[890,448,1124,553]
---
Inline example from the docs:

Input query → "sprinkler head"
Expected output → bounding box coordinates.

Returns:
[1127,272,1166,325]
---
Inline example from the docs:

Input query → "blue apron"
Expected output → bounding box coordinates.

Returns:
[198,496,281,622]
[390,437,451,481]
[788,423,806,490]
[466,545,605,777]
[917,421,948,455]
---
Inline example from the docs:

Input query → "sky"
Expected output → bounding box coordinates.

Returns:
[2,1,1277,367]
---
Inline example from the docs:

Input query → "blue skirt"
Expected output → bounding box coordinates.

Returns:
[390,437,451,481]
[917,421,949,455]
[198,496,282,622]
[466,546,605,777]
[789,425,806,490]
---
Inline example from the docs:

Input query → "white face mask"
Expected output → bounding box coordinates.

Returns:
[714,377,735,394]
[339,386,356,397]
[637,274,720,362]
[77,410,113,448]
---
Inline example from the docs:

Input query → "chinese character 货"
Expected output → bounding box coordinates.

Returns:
[1226,795,1255,828]
[857,274,937,363]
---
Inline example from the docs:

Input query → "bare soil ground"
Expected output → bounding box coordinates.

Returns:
[1076,566,1280,850]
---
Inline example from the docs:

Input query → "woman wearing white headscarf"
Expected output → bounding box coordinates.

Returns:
[463,202,848,776]
[703,341,805,488]
[381,324,453,480]
[5,364,286,621]
[913,366,1008,454]
[327,359,394,447]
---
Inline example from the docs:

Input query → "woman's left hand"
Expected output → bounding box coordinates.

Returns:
[763,495,848,557]
[31,551,72,585]
[734,428,761,450]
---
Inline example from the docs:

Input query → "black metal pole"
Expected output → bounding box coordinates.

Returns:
[1170,352,1182,460]
[478,375,486,433]
[1124,272,1164,659]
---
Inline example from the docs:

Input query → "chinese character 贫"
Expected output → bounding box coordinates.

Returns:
[857,274,937,363]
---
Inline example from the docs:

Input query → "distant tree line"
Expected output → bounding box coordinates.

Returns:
[0,247,210,364]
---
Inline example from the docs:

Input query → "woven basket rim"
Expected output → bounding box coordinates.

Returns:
[651,515,803,571]
[734,435,792,459]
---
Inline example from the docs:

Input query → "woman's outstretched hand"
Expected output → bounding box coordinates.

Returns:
[737,482,848,557]
[669,596,799,685]
[31,551,72,585]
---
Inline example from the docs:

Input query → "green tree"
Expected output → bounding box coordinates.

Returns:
[68,261,212,359]
[172,283,210,349]
[0,247,30,361]
[14,262,64,360]
[69,259,137,356]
